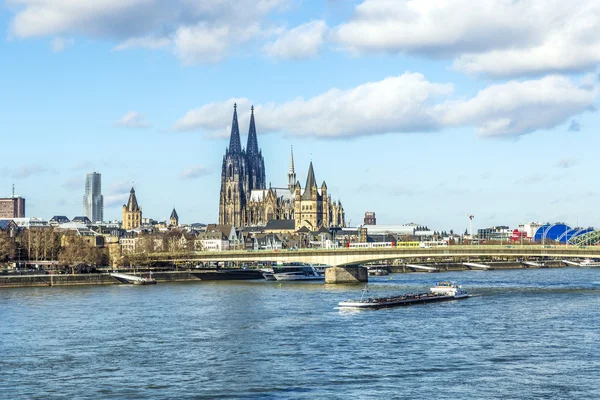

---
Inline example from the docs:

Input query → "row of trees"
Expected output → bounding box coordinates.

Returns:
[0,229,108,268]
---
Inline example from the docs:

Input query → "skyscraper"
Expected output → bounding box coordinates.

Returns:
[83,172,103,223]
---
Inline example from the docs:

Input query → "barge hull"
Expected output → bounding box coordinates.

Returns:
[339,294,469,309]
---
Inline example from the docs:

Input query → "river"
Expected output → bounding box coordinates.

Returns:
[1,267,599,399]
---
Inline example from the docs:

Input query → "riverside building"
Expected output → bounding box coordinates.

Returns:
[83,172,103,223]
[0,196,25,218]
[122,187,142,230]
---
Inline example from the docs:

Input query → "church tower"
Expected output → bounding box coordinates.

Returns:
[122,187,142,230]
[219,104,248,227]
[245,106,266,195]
[288,146,296,192]
[169,207,179,227]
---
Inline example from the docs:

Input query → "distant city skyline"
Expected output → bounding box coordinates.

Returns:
[1,1,599,231]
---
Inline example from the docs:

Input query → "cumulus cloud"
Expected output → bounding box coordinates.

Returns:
[174,97,252,135]
[264,20,327,60]
[7,0,288,64]
[113,36,170,51]
[334,0,600,78]
[173,23,261,64]
[175,73,452,137]
[437,75,596,137]
[179,166,211,180]
[115,111,150,128]
[174,73,597,138]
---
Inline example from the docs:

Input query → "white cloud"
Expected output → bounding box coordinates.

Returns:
[173,23,261,65]
[437,76,597,137]
[264,20,327,60]
[179,166,211,180]
[334,0,600,78]
[174,73,597,138]
[113,36,170,51]
[174,98,252,135]
[7,0,288,64]
[50,37,74,52]
[116,111,150,128]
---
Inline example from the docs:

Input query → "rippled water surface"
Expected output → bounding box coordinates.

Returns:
[2,268,600,399]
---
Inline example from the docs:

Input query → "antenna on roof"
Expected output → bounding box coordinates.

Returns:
[12,184,15,198]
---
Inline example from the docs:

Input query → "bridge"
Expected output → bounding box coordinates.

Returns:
[150,245,600,267]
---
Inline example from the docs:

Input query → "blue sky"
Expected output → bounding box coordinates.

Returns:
[1,0,599,233]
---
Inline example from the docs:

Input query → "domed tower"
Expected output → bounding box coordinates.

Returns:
[219,104,248,227]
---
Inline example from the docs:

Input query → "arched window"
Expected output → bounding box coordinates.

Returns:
[228,188,232,201]
[228,164,233,177]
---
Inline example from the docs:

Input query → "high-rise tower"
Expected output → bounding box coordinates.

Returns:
[83,172,103,223]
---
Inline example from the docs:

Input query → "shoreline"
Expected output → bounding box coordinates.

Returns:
[0,261,566,289]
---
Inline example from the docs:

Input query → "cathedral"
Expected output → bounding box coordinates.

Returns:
[218,104,345,230]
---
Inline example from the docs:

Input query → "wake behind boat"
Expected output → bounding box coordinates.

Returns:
[338,282,468,309]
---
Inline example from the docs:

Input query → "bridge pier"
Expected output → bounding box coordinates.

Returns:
[325,266,368,284]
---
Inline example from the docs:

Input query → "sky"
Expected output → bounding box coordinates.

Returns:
[1,0,599,233]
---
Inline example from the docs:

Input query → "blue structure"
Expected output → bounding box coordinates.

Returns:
[533,223,594,244]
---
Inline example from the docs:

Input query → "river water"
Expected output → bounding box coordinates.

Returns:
[1,268,599,399]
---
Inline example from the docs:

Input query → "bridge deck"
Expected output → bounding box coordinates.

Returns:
[146,245,600,268]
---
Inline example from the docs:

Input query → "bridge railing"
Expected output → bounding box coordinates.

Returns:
[146,244,599,261]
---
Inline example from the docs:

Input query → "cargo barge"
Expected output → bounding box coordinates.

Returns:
[338,282,468,309]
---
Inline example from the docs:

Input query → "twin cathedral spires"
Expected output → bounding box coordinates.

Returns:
[219,104,345,229]
[219,104,266,227]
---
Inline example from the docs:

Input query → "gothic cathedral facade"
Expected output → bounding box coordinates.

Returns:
[218,104,345,230]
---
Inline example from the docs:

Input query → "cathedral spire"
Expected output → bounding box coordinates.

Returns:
[246,105,259,155]
[289,145,295,174]
[228,103,242,154]
[288,145,296,191]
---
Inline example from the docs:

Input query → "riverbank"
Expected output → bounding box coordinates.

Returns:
[0,261,568,288]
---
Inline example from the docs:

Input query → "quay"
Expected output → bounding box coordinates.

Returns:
[0,269,263,288]
[0,258,580,289]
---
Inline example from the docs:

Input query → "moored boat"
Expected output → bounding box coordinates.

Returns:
[272,263,326,281]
